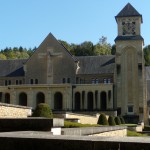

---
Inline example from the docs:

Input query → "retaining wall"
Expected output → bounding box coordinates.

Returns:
[0,103,31,118]
[0,132,150,150]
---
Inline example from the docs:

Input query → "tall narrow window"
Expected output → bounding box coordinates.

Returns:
[103,79,107,84]
[95,79,99,84]
[8,80,11,85]
[92,79,95,84]
[19,80,22,85]
[16,80,18,85]
[62,78,66,83]
[5,80,8,86]
[35,79,38,84]
[107,79,111,84]
[30,79,34,84]
[67,78,70,83]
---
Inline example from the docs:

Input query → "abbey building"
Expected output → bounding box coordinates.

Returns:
[0,3,148,124]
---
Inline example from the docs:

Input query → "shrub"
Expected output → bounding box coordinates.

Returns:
[108,116,116,126]
[120,117,125,124]
[32,103,53,118]
[97,113,109,125]
[115,116,121,125]
[143,125,150,131]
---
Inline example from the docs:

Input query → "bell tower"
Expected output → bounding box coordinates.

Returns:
[115,3,147,123]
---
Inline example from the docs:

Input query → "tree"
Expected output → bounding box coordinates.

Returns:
[111,44,116,55]
[74,41,95,56]
[0,53,7,60]
[97,113,109,125]
[94,36,111,55]
[144,45,150,66]
[32,103,53,118]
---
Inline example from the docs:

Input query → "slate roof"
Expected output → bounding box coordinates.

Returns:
[115,35,144,42]
[115,3,142,21]
[75,55,115,75]
[0,59,27,77]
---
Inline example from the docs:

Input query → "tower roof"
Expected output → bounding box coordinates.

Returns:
[115,3,142,22]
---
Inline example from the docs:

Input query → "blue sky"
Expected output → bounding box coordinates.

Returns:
[0,0,150,49]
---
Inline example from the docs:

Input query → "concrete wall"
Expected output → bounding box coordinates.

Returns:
[0,103,31,118]
[62,126,127,137]
[0,132,150,150]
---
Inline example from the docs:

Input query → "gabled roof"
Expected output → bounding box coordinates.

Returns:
[115,3,142,22]
[76,55,115,75]
[0,59,27,77]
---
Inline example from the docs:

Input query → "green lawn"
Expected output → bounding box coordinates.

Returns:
[127,130,148,137]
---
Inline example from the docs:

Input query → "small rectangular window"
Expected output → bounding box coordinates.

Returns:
[128,105,134,114]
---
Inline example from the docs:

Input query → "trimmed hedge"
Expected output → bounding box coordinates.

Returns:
[97,113,109,125]
[108,116,116,126]
[32,103,53,118]
[120,117,125,124]
[115,116,121,125]
[64,121,100,128]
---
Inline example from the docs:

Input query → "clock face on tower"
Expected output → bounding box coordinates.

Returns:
[122,22,136,35]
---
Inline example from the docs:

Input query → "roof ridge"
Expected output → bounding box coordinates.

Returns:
[115,3,142,21]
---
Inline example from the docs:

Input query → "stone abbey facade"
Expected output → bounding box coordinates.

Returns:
[0,3,148,123]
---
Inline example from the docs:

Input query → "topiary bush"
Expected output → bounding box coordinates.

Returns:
[120,117,125,124]
[115,116,121,125]
[97,113,109,125]
[108,116,116,126]
[32,103,53,118]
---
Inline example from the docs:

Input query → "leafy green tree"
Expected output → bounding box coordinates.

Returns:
[94,36,111,55]
[111,44,116,55]
[0,53,7,60]
[144,45,150,66]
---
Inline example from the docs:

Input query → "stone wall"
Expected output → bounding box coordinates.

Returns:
[89,129,127,137]
[0,103,31,118]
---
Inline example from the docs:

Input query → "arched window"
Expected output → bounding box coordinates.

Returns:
[75,92,80,110]
[107,79,111,84]
[19,92,27,106]
[36,92,45,105]
[54,92,63,110]
[5,93,10,104]
[87,92,93,111]
[16,80,19,85]
[100,91,107,110]
[30,79,34,84]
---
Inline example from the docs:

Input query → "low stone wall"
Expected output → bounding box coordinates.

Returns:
[65,113,100,124]
[0,132,150,150]
[0,103,31,118]
[62,126,127,137]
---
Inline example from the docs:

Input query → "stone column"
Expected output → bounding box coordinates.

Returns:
[27,90,34,108]
[97,91,100,110]
[11,90,17,105]
[80,92,82,110]
[93,91,96,110]
[84,91,87,110]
